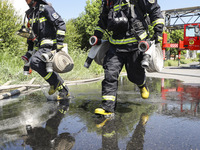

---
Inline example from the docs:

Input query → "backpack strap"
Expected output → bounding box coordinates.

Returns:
[131,0,149,31]
[106,0,109,10]
[128,0,142,41]
[119,0,123,9]
[99,0,111,37]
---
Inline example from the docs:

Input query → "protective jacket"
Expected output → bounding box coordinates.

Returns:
[23,1,68,95]
[26,1,66,51]
[94,0,164,52]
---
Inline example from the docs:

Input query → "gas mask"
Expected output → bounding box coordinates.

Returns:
[17,25,36,40]
[17,12,37,42]
[28,0,36,8]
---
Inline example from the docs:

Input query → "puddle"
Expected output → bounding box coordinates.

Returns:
[0,77,200,150]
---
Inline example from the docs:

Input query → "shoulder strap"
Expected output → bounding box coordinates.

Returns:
[131,0,149,30]
[106,0,110,10]
[100,0,111,37]
[119,0,123,9]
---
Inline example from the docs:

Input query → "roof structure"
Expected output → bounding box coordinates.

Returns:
[162,6,200,30]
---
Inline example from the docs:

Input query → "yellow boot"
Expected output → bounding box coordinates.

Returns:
[48,85,57,95]
[57,85,70,101]
[48,82,61,95]
[95,108,114,117]
[140,86,149,99]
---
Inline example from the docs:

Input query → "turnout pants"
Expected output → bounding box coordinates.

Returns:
[30,47,67,91]
[101,45,146,112]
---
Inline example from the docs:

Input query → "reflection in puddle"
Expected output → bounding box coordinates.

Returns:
[0,76,200,150]
[24,100,75,150]
[160,78,200,117]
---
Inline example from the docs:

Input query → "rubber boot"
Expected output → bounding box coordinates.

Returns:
[139,84,149,99]
[57,84,70,101]
[48,85,57,95]
[95,108,114,118]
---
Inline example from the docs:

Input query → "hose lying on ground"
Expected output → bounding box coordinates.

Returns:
[0,76,104,100]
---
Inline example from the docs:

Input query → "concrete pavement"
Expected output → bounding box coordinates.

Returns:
[146,62,200,86]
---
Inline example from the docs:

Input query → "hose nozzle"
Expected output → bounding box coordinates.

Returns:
[138,40,152,52]
[89,36,101,46]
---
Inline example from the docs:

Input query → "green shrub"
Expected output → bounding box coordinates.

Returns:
[180,59,192,64]
[180,55,185,59]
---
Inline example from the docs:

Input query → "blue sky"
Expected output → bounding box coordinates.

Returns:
[47,0,200,21]
[13,0,200,21]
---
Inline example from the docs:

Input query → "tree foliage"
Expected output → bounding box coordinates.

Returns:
[73,0,101,50]
[169,29,184,43]
[166,29,184,58]
[64,19,82,53]
[0,0,26,56]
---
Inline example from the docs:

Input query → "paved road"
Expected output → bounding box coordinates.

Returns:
[146,62,200,86]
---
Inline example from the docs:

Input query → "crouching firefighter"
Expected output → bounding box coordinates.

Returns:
[92,0,164,116]
[18,0,70,100]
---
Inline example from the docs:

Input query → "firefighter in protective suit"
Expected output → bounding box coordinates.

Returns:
[23,0,69,100]
[93,0,164,116]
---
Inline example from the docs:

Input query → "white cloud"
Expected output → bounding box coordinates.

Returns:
[11,0,29,17]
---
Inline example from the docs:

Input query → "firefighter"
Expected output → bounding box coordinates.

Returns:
[93,0,164,116]
[23,0,69,100]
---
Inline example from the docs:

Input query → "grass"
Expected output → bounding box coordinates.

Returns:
[164,58,199,67]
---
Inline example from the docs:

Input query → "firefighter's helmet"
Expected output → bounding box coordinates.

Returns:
[37,0,48,4]
[28,0,48,7]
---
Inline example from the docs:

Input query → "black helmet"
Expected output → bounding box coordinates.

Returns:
[27,0,35,8]
[36,0,48,4]
[28,0,48,8]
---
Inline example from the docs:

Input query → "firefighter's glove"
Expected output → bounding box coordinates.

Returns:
[151,33,163,44]
[89,36,101,46]
[21,50,33,64]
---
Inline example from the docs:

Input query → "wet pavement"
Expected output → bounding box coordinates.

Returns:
[146,62,200,86]
[0,76,200,150]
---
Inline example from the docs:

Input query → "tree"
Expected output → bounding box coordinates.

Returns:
[170,29,184,43]
[64,19,82,53]
[0,0,26,56]
[169,29,184,60]
[74,0,102,51]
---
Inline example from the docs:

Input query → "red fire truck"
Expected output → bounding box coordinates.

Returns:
[162,6,200,61]
[184,23,200,50]
[162,23,200,60]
